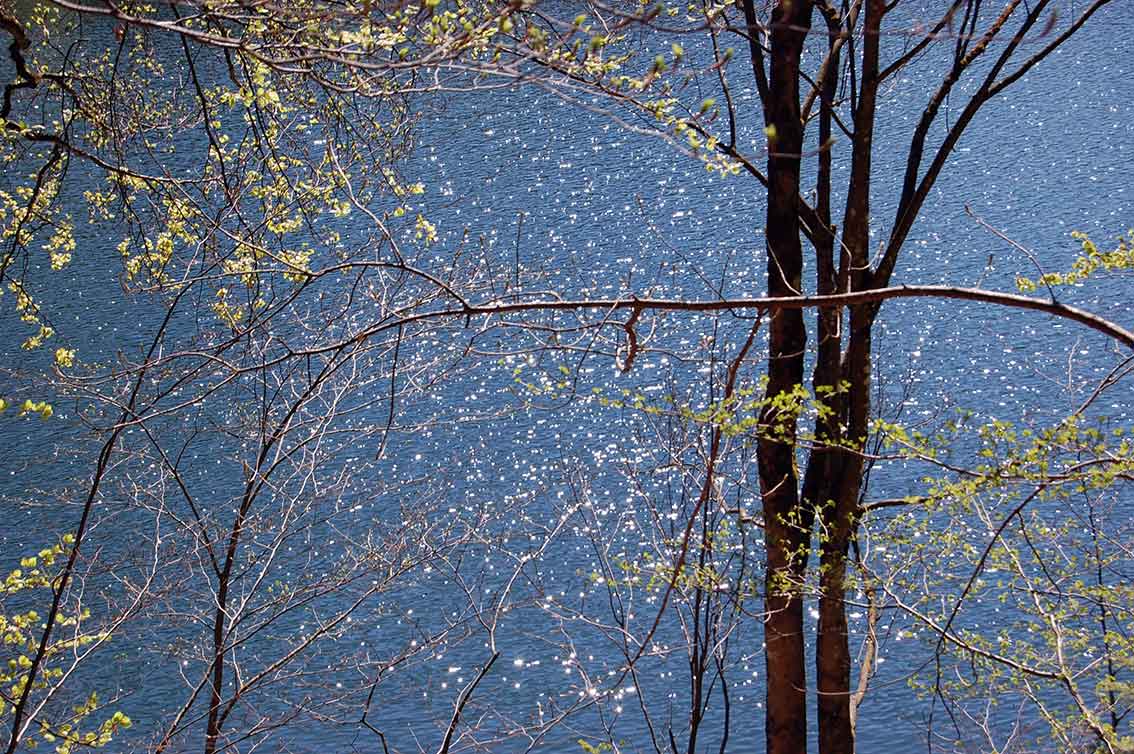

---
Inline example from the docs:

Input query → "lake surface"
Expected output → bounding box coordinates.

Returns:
[1,4,1132,753]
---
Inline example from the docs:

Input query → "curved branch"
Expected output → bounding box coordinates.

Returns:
[430,285,1134,350]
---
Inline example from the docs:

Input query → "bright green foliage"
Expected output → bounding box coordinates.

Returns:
[872,411,1134,751]
[590,363,1134,750]
[586,376,850,451]
[577,739,613,754]
[0,536,131,752]
[1017,231,1134,292]
[0,399,53,420]
[0,0,523,348]
[0,0,528,420]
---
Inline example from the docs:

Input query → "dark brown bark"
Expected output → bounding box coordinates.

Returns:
[757,4,813,754]
[814,310,869,754]
[686,501,711,754]
[803,4,856,753]
[738,2,1114,752]
[204,479,255,754]
[813,1,883,751]
[799,2,847,517]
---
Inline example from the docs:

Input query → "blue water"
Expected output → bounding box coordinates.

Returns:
[1,4,1133,753]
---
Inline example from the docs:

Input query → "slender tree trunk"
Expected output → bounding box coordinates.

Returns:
[803,5,857,753]
[204,496,250,754]
[816,305,872,754]
[813,2,883,752]
[758,3,813,754]
[205,464,263,754]
[686,504,710,754]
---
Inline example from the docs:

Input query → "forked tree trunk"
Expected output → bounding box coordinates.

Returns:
[748,1,1098,752]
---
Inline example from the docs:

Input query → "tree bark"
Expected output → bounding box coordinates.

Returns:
[758,3,813,754]
[813,2,883,752]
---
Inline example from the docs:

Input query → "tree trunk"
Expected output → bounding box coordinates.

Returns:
[759,3,813,754]
[813,2,883,752]
[804,5,857,752]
